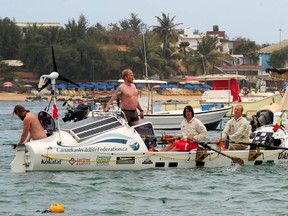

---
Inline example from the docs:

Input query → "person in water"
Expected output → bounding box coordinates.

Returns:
[104,69,144,126]
[13,105,47,144]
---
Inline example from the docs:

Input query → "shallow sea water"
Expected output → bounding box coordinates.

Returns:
[1,101,288,216]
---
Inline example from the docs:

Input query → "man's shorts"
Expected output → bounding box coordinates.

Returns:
[173,140,198,151]
[121,109,139,126]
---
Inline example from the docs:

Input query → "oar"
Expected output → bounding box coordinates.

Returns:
[230,141,288,151]
[199,143,244,166]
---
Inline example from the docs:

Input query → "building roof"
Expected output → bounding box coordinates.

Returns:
[259,40,288,54]
[1,60,24,67]
[221,64,262,71]
[16,22,61,28]
[101,44,129,52]
[12,72,38,79]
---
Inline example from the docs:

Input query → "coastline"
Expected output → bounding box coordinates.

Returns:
[0,91,202,103]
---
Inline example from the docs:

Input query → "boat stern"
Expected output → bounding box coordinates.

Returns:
[11,144,27,173]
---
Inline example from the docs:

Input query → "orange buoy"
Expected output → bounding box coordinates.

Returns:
[49,204,64,213]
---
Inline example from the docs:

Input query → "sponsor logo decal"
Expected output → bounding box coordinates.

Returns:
[57,146,128,153]
[41,159,62,164]
[96,156,111,165]
[69,157,91,165]
[278,152,288,160]
[129,141,140,151]
[142,158,153,164]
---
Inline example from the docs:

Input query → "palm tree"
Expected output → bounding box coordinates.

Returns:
[179,41,190,54]
[153,12,182,50]
[185,36,226,75]
[268,46,288,68]
[233,38,259,64]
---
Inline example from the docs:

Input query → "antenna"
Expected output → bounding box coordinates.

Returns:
[279,27,283,46]
[143,33,148,80]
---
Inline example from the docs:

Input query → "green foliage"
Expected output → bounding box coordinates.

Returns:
[268,46,288,68]
[183,36,226,75]
[119,13,146,35]
[233,37,259,64]
[0,13,260,82]
[153,12,182,49]
[0,17,22,59]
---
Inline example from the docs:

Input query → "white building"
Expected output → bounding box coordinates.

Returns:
[177,25,230,54]
[15,22,61,36]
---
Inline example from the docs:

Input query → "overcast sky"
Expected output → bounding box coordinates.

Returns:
[2,0,288,45]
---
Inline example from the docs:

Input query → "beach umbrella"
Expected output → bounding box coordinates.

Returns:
[57,83,67,89]
[136,84,144,89]
[191,85,201,90]
[184,77,195,83]
[160,84,168,89]
[184,84,193,90]
[105,84,114,90]
[95,84,105,91]
[202,84,212,91]
[2,81,13,92]
[167,84,176,89]
[24,84,33,93]
[3,81,13,87]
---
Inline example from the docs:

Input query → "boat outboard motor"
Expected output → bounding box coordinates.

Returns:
[62,104,90,122]
[250,110,274,131]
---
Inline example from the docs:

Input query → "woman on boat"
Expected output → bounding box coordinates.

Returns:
[160,105,208,152]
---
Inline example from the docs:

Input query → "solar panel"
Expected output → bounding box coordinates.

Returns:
[62,115,124,142]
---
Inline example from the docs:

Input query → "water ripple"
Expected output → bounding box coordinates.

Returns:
[1,101,288,215]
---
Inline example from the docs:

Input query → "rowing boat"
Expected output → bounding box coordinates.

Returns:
[10,50,288,172]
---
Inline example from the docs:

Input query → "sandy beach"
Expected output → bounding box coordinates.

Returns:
[0,91,202,104]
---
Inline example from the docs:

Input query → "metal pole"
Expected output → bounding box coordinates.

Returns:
[143,33,148,79]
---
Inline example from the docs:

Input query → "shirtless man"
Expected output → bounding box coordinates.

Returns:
[104,69,144,126]
[14,105,47,144]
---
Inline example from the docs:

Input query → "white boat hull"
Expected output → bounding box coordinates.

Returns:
[141,106,232,130]
[11,114,288,172]
[11,142,288,172]
[11,109,288,172]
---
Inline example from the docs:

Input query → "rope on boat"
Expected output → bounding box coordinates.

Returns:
[40,150,283,163]
[41,153,152,163]
[41,153,199,162]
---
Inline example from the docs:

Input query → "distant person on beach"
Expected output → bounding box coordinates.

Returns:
[161,105,208,152]
[13,105,47,144]
[215,104,250,150]
[104,69,144,126]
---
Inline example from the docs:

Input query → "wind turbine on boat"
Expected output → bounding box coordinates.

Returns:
[37,46,80,144]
